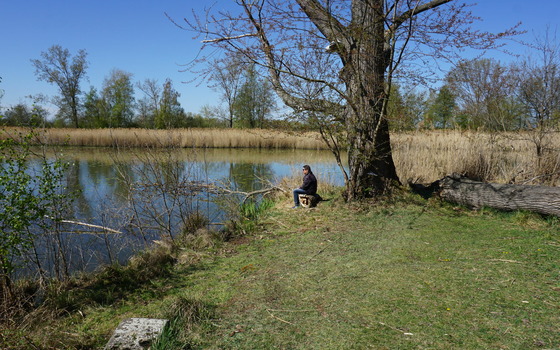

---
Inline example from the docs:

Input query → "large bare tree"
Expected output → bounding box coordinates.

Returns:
[181,0,519,200]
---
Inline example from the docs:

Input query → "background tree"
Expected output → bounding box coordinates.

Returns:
[517,31,560,132]
[232,64,276,128]
[402,89,429,130]
[156,79,186,129]
[136,78,162,128]
[446,59,519,131]
[184,0,519,200]
[31,45,88,128]
[136,78,186,129]
[516,29,560,169]
[100,69,135,128]
[386,85,426,131]
[386,85,406,131]
[424,85,457,129]
[82,87,106,128]
[199,104,229,128]
[0,103,49,127]
[208,55,246,128]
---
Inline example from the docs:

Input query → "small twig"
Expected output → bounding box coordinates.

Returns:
[521,171,560,185]
[269,216,289,228]
[489,259,522,264]
[266,309,295,325]
[202,33,257,43]
[266,308,315,312]
[378,322,411,335]
[305,235,343,263]
[23,336,40,350]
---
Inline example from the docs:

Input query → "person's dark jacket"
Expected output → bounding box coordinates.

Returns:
[300,172,317,195]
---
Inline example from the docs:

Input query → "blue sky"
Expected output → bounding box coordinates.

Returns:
[1,1,559,115]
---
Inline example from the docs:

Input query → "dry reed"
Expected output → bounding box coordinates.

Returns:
[392,130,560,185]
[0,127,327,150]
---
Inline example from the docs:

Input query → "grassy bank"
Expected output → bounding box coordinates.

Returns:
[4,190,559,349]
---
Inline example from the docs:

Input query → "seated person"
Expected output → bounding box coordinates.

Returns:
[292,164,317,208]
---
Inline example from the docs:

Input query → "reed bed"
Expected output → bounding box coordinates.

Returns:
[392,130,560,185]
[0,127,327,149]
[2,127,559,185]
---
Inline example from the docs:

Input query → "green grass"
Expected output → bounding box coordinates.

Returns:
[170,198,559,349]
[3,194,560,349]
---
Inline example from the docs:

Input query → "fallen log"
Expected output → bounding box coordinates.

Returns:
[437,174,560,217]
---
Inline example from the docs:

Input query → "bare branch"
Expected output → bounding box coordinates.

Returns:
[45,216,123,234]
[202,33,258,43]
[295,0,347,42]
[240,0,345,114]
[389,0,452,33]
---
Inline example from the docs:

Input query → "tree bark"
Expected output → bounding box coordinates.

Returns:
[343,0,400,200]
[438,174,560,217]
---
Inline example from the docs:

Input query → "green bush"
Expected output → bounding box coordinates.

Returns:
[0,132,70,288]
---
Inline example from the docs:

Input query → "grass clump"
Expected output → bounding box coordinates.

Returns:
[234,198,275,233]
[152,297,216,349]
[181,211,210,236]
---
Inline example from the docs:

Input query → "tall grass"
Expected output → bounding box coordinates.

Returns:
[0,127,327,149]
[392,130,560,185]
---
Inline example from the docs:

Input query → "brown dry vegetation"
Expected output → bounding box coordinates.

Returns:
[1,127,559,185]
[392,130,560,185]
[0,127,326,149]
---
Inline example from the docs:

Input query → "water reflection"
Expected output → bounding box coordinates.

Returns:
[229,162,274,192]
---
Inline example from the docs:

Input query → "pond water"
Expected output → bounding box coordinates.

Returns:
[62,147,345,219]
[19,147,346,278]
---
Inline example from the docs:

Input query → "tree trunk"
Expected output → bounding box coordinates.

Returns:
[70,94,80,128]
[345,109,400,200]
[438,174,560,217]
[344,0,400,200]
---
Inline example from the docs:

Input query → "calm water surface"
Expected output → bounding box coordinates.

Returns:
[64,147,345,220]
[21,147,345,277]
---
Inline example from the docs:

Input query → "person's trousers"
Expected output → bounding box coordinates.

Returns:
[293,188,309,206]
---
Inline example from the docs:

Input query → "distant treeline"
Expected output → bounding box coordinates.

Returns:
[2,42,560,134]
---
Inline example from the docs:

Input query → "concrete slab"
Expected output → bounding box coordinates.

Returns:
[105,318,168,350]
